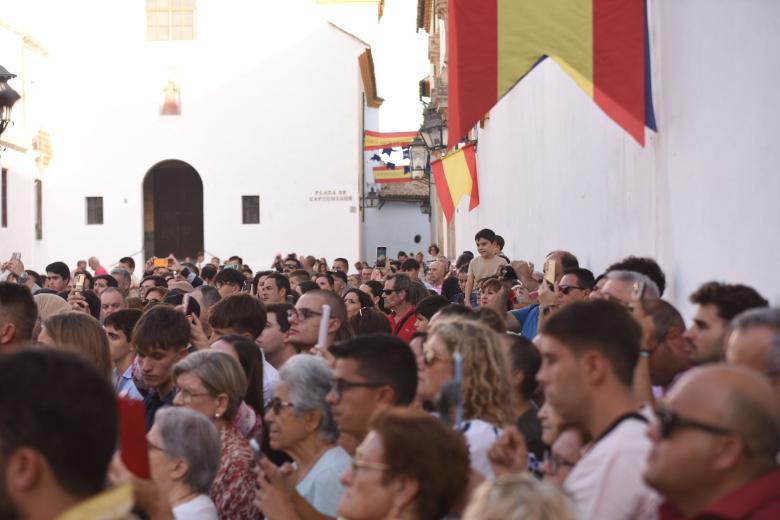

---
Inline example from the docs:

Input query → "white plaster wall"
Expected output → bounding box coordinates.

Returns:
[363,202,431,265]
[453,0,780,318]
[1,0,367,272]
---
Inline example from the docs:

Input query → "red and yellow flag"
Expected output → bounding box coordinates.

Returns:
[364,130,418,150]
[448,0,656,147]
[373,165,412,184]
[431,144,479,223]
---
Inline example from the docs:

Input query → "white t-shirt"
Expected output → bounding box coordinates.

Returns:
[173,494,218,520]
[564,412,660,520]
[296,446,352,517]
[458,419,502,480]
[262,354,279,406]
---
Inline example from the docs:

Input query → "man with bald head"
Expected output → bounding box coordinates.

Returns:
[426,259,447,295]
[644,365,780,518]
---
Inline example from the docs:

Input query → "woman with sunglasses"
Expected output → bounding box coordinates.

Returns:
[420,318,515,480]
[172,350,259,520]
[264,354,351,517]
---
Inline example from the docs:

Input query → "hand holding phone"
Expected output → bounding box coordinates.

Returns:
[376,246,387,268]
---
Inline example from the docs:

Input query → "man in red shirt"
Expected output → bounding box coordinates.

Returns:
[383,273,417,343]
[643,364,780,519]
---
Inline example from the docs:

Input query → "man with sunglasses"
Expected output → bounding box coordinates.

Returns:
[383,274,418,343]
[287,289,351,353]
[644,365,780,519]
[326,334,418,449]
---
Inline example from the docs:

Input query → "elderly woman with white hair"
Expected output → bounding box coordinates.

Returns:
[148,407,221,519]
[264,354,351,517]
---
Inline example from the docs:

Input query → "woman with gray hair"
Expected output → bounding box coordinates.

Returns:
[173,350,259,520]
[148,407,220,519]
[265,354,351,517]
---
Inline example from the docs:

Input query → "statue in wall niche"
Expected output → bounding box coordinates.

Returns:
[161,80,181,116]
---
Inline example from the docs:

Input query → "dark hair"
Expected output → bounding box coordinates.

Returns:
[562,268,596,290]
[387,273,413,303]
[298,280,319,294]
[103,309,143,342]
[289,270,311,282]
[182,262,199,277]
[141,275,168,288]
[164,292,201,318]
[331,334,417,405]
[252,270,274,294]
[434,303,472,321]
[315,272,335,289]
[397,251,408,259]
[208,293,267,339]
[229,255,244,265]
[689,282,769,322]
[364,280,384,298]
[542,300,641,388]
[401,258,421,272]
[0,349,116,498]
[133,304,191,352]
[642,299,686,343]
[441,277,463,302]
[495,235,505,249]
[266,303,294,333]
[200,264,217,281]
[119,256,136,271]
[506,334,541,399]
[215,334,265,415]
[330,270,348,284]
[333,258,349,268]
[344,288,375,309]
[214,268,246,287]
[415,295,450,320]
[371,408,470,520]
[307,290,353,342]
[81,289,101,320]
[349,308,392,335]
[94,274,119,288]
[0,282,37,342]
[606,256,666,296]
[45,261,70,281]
[265,273,291,297]
[25,270,45,289]
[474,228,497,243]
[428,244,440,255]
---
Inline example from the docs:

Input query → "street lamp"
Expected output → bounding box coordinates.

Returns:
[408,137,428,180]
[0,66,20,138]
[362,186,379,209]
[419,106,447,151]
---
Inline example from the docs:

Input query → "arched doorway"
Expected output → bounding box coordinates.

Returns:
[143,160,203,260]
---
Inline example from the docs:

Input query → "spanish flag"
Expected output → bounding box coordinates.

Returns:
[373,165,413,184]
[431,144,479,223]
[364,130,418,150]
[448,0,656,147]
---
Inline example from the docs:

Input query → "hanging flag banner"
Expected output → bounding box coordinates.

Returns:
[373,165,413,184]
[447,0,656,147]
[431,144,479,223]
[364,130,418,150]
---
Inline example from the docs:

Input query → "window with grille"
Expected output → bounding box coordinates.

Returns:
[147,0,196,41]
[86,197,104,225]
[242,196,260,224]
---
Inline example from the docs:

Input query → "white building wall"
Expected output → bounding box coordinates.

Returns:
[364,203,431,264]
[452,0,780,317]
[1,0,369,272]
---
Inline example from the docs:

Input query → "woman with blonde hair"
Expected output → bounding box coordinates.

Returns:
[420,318,515,479]
[38,311,112,381]
[462,472,575,520]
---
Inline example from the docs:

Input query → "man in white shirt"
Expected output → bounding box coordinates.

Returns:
[537,299,661,520]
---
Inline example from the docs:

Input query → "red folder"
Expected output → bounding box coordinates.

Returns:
[118,396,151,478]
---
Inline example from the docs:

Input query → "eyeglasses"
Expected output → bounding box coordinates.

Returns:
[351,459,391,474]
[287,308,324,322]
[330,378,386,402]
[542,450,577,475]
[269,397,296,415]
[655,403,733,440]
[177,387,213,403]
[559,285,587,295]
[423,348,450,367]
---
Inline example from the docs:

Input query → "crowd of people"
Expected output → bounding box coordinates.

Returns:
[0,227,779,519]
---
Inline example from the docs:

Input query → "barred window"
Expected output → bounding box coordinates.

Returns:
[147,0,196,41]
[242,196,260,224]
[86,197,104,225]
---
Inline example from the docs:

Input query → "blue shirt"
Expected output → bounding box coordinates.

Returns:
[114,364,143,401]
[510,304,540,339]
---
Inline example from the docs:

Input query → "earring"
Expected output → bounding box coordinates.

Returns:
[215,412,220,418]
